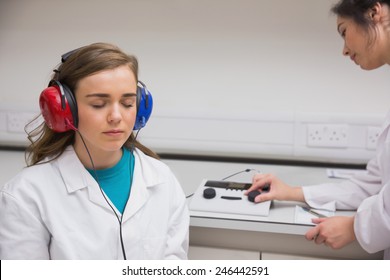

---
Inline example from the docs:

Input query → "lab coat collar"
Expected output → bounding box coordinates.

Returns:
[57,146,165,221]
[58,146,92,193]
[377,109,390,145]
[121,149,166,222]
[58,146,110,211]
[132,148,166,188]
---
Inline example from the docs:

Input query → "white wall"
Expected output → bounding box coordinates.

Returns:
[1,0,389,115]
[0,0,389,162]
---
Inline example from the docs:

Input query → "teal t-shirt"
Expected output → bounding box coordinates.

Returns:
[87,148,134,214]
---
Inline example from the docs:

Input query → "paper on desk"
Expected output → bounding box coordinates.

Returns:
[294,206,334,225]
[326,168,366,179]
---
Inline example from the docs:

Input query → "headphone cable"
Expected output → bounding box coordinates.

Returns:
[74,128,128,260]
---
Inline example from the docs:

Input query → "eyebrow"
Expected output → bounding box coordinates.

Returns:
[85,93,137,98]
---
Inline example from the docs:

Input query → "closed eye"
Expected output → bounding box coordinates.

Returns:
[86,93,136,109]
[122,97,136,108]
[122,102,135,108]
[90,102,106,109]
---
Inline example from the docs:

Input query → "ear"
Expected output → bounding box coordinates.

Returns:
[369,2,382,23]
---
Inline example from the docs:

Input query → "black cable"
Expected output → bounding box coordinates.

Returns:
[76,130,127,260]
[132,129,140,151]
[221,168,260,181]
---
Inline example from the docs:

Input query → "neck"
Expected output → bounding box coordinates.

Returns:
[73,139,123,170]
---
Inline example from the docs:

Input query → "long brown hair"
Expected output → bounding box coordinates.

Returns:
[26,42,159,166]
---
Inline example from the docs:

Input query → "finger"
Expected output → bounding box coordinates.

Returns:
[254,192,272,203]
[251,173,264,184]
[314,234,326,245]
[245,182,267,195]
[305,227,319,241]
[324,239,331,247]
[246,175,270,194]
[311,218,327,224]
[251,174,267,186]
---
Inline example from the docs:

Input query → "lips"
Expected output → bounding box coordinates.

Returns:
[103,130,124,136]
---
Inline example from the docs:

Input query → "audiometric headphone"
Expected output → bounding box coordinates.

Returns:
[39,49,153,132]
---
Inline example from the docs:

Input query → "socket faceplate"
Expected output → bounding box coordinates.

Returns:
[366,126,382,150]
[7,112,36,133]
[307,124,349,148]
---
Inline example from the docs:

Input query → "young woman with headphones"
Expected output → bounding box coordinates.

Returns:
[0,42,189,259]
[246,0,390,259]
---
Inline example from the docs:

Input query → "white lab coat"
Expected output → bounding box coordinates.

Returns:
[0,146,189,260]
[303,111,390,259]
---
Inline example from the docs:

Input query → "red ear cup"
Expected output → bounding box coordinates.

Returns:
[39,81,78,132]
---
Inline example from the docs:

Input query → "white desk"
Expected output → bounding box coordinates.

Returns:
[162,158,384,260]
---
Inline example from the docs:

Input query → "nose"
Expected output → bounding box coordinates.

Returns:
[342,43,350,56]
[108,104,122,123]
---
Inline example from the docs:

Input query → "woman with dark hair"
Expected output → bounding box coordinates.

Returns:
[246,0,390,259]
[0,42,189,260]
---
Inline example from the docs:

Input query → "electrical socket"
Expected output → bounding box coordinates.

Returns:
[7,112,36,133]
[366,126,382,150]
[307,124,348,148]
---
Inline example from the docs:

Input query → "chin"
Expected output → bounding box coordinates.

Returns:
[102,142,127,152]
[360,65,372,70]
[360,61,385,70]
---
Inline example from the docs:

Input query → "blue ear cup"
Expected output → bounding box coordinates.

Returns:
[134,81,153,130]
